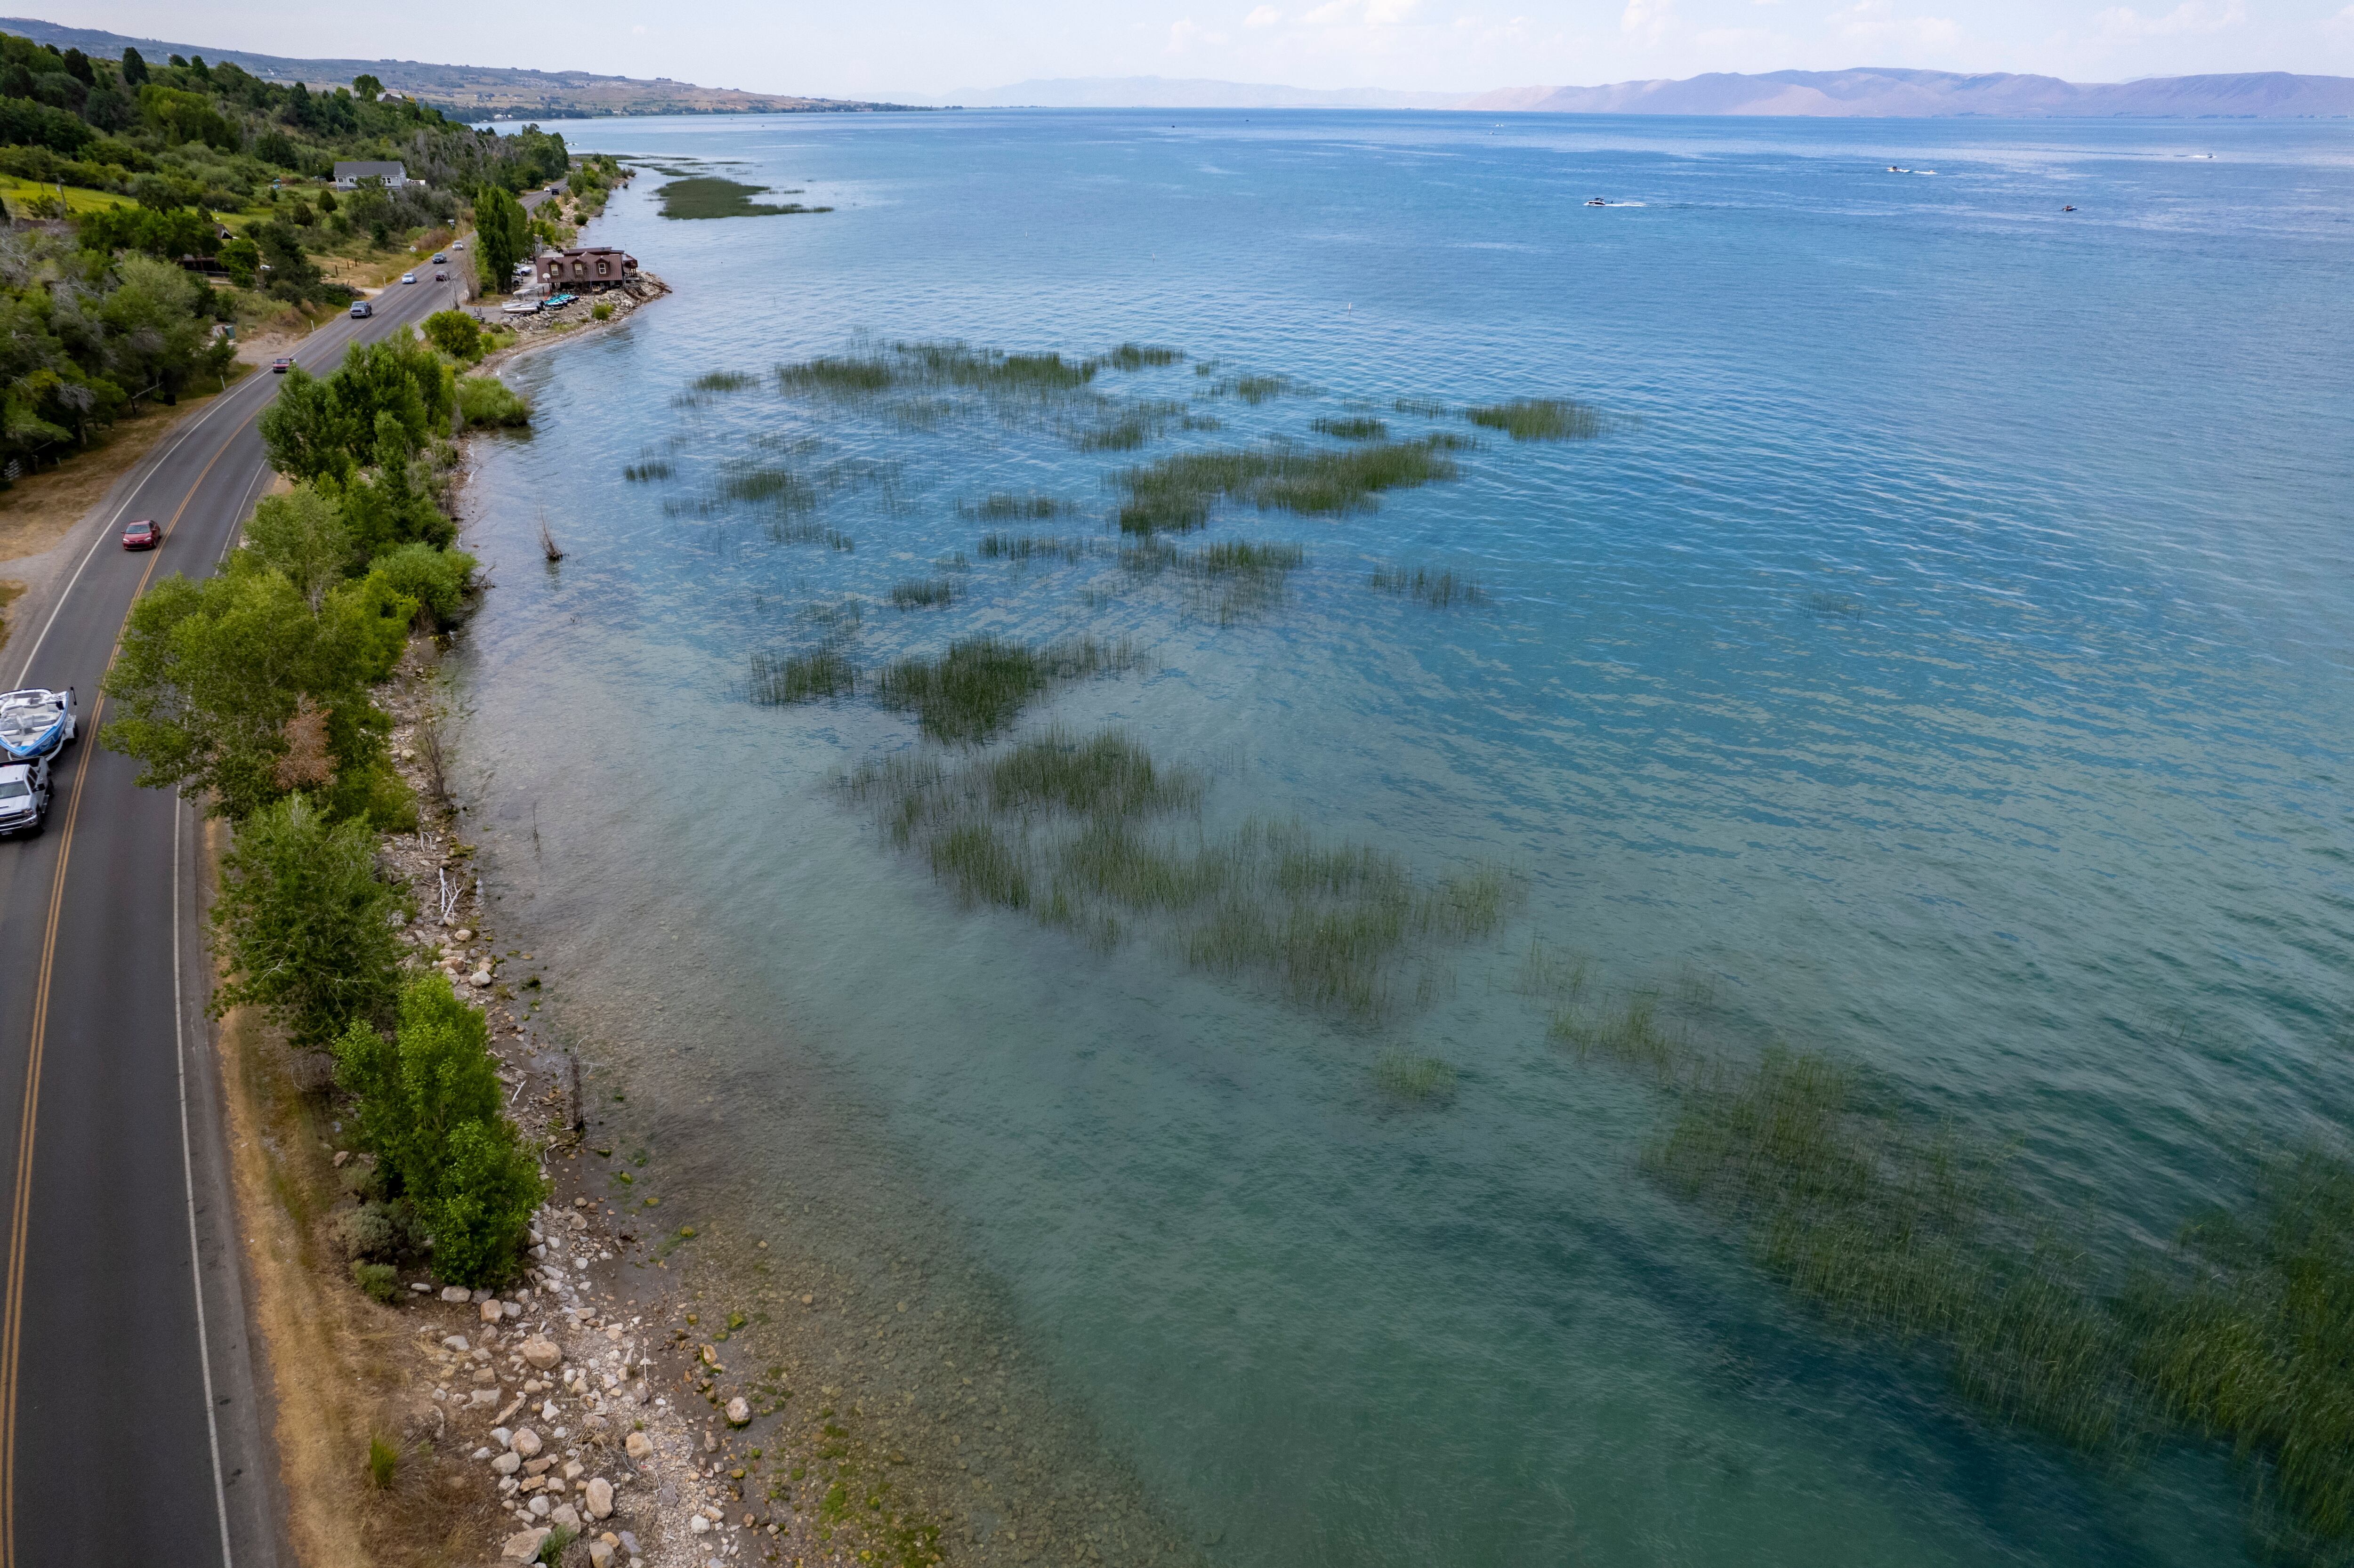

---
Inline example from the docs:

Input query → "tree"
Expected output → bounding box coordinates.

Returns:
[333,975,546,1287]
[217,234,260,288]
[351,73,382,103]
[209,793,405,1047]
[255,367,357,484]
[119,46,147,86]
[420,308,482,361]
[472,184,527,296]
[242,484,353,610]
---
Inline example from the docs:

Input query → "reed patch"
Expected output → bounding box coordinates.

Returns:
[1370,563,1487,607]
[1113,439,1464,534]
[1465,398,1604,441]
[875,638,1137,743]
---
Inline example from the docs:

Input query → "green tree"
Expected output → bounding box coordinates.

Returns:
[351,73,382,103]
[210,794,405,1047]
[471,184,527,296]
[119,45,147,87]
[333,975,546,1287]
[420,308,482,361]
[242,484,354,610]
[216,235,260,288]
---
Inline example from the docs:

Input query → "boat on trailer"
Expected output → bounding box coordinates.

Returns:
[0,688,75,761]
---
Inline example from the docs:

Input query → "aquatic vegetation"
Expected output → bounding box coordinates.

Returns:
[888,578,956,610]
[930,823,1030,909]
[455,376,530,429]
[721,465,816,511]
[965,493,1075,523]
[1373,1050,1458,1104]
[1114,439,1463,534]
[1201,373,1302,404]
[1392,397,1450,418]
[622,458,673,482]
[1121,539,1307,620]
[775,356,897,396]
[1549,994,1688,1077]
[692,370,759,394]
[1313,415,1388,441]
[748,649,855,705]
[1806,590,1864,619]
[657,177,832,219]
[1101,343,1184,370]
[1510,938,1590,1002]
[977,532,1093,562]
[1465,398,1603,441]
[1071,399,1212,452]
[1370,564,1487,607]
[875,638,1136,743]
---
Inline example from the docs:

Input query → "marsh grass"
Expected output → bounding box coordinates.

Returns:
[721,465,817,512]
[693,370,758,393]
[889,578,956,610]
[1071,399,1218,452]
[1115,439,1463,534]
[849,730,1522,1022]
[622,458,673,482]
[1370,564,1487,607]
[1510,938,1590,1002]
[1103,343,1184,370]
[748,649,855,704]
[965,493,1076,523]
[978,533,1094,562]
[876,637,1137,743]
[658,176,832,219]
[1202,374,1301,404]
[1313,415,1388,441]
[1549,993,1690,1076]
[1121,538,1307,621]
[1466,398,1604,441]
[1392,397,1451,418]
[1373,1050,1458,1104]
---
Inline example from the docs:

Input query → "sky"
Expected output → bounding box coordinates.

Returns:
[31,0,2354,99]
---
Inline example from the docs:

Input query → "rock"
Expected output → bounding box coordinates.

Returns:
[588,1544,614,1568]
[480,1300,504,1323]
[503,1300,523,1319]
[494,1451,522,1476]
[454,928,474,942]
[699,1344,720,1368]
[563,1460,584,1480]
[511,1426,543,1458]
[585,1476,614,1518]
[624,1431,653,1461]
[410,1282,431,1294]
[617,1530,641,1555]
[492,1426,514,1448]
[498,1527,550,1561]
[470,1388,497,1406]
[473,1288,494,1304]
[528,1494,551,1519]
[442,1335,469,1352]
[521,1336,563,1371]
[725,1398,750,1428]
[440,1285,470,1303]
[471,970,493,988]
[550,1503,582,1531]
[331,1150,351,1167]
[687,1515,711,1536]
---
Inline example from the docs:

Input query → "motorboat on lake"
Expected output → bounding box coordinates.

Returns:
[0,687,75,761]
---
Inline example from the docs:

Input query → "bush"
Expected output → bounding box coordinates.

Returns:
[590,302,612,322]
[365,543,476,629]
[335,1199,414,1262]
[421,308,483,361]
[333,975,546,1287]
[350,1261,400,1304]
[207,795,406,1048]
[366,1433,400,1487]
[455,375,529,429]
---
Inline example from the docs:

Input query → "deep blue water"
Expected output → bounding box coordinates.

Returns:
[457,110,2354,1566]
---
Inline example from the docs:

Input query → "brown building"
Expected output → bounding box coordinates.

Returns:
[534,246,638,293]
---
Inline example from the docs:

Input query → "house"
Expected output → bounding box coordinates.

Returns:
[333,161,420,191]
[533,246,638,293]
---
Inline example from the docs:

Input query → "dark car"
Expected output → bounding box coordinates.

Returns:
[271,356,294,373]
[434,270,448,281]
[432,252,447,263]
[121,519,159,551]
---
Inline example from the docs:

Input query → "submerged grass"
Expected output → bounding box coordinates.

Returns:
[1373,1050,1458,1104]
[889,578,956,610]
[1370,564,1487,607]
[658,176,831,219]
[1466,398,1604,441]
[1114,439,1463,534]
[1121,538,1308,621]
[978,532,1093,563]
[749,648,855,704]
[1313,415,1389,441]
[876,638,1137,743]
[1103,343,1184,370]
[965,492,1076,523]
[622,458,673,482]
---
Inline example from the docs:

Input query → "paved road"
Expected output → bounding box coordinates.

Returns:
[0,260,470,1568]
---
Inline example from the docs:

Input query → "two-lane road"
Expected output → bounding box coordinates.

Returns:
[0,261,470,1568]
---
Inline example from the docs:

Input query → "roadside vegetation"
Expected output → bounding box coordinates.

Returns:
[104,330,542,1293]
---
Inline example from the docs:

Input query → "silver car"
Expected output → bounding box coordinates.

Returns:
[0,756,51,838]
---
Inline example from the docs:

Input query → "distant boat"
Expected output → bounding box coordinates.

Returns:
[1585,197,1606,206]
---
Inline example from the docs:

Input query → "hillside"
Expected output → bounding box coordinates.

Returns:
[1462,67,2354,118]
[0,16,919,118]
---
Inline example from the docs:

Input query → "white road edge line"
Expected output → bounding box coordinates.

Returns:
[173,803,236,1568]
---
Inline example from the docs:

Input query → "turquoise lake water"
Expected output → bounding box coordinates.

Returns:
[454,110,2354,1565]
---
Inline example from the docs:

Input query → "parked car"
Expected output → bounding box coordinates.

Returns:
[350,300,373,319]
[121,519,159,551]
[400,273,417,285]
[271,356,295,373]
[0,756,50,839]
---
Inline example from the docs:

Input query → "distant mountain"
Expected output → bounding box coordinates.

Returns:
[0,16,919,118]
[1464,68,2354,119]
[953,76,1467,110]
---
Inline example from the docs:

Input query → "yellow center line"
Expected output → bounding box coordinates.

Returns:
[0,418,247,1566]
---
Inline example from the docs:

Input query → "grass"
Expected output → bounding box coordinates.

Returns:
[1073,400,1209,452]
[366,1433,400,1489]
[657,177,832,219]
[1392,397,1450,418]
[889,578,956,609]
[1114,439,1464,534]
[1204,374,1299,404]
[1313,415,1389,441]
[875,637,1136,743]
[1549,994,1688,1076]
[1370,564,1487,607]
[978,533,1092,562]
[1466,398,1604,441]
[1121,538,1306,619]
[967,493,1075,522]
[1373,1050,1458,1104]
[692,370,759,393]
[622,458,673,482]
[1103,343,1184,370]
[455,376,530,429]
[748,649,855,704]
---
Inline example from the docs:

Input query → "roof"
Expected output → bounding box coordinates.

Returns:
[332,161,409,181]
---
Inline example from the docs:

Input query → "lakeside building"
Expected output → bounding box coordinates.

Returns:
[332,160,420,190]
[533,246,638,293]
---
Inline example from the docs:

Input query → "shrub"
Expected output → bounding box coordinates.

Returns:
[455,374,530,429]
[365,543,476,629]
[366,1433,399,1488]
[591,302,613,322]
[421,308,483,361]
[351,1261,401,1304]
[335,1200,404,1262]
[208,795,406,1048]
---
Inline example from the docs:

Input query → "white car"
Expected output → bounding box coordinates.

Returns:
[401,272,418,284]
[0,756,49,838]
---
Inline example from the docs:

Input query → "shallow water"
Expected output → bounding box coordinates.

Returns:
[455,110,2354,1566]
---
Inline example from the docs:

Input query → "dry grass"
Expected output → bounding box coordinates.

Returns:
[0,368,254,568]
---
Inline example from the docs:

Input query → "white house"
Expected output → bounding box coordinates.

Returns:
[332,161,422,191]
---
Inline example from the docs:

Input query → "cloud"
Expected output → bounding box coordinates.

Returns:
[1620,0,1675,44]
[1830,0,1960,48]
[1243,4,1283,25]
[2092,0,2246,39]
[1167,16,1231,49]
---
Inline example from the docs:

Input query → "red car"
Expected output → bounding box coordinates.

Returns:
[121,519,159,551]
[271,356,294,373]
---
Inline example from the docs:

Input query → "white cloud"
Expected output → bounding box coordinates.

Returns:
[1830,0,1960,48]
[1620,0,1676,45]
[1243,5,1283,25]
[1167,16,1231,49]
[2092,0,2246,39]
